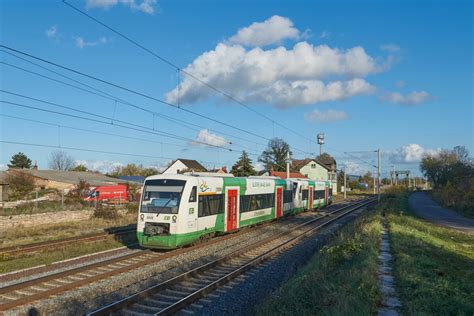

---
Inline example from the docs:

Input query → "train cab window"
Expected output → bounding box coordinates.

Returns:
[189,186,197,202]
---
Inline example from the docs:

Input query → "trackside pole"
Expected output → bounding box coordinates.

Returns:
[377,148,381,201]
[344,167,347,200]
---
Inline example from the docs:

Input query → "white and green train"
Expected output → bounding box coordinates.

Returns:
[137,173,333,249]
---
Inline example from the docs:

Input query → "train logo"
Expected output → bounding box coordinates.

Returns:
[199,181,209,192]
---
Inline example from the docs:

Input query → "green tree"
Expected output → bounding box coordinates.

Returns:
[71,164,89,172]
[231,151,256,177]
[8,152,32,169]
[361,171,374,189]
[258,138,291,172]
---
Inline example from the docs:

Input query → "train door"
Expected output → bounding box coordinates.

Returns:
[309,186,314,209]
[275,187,283,218]
[226,189,238,231]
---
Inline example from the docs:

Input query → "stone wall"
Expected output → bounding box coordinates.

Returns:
[0,209,94,231]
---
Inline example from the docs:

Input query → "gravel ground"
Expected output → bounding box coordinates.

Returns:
[187,207,368,316]
[5,209,329,315]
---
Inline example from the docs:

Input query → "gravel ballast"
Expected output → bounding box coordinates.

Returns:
[188,207,369,316]
[6,209,330,315]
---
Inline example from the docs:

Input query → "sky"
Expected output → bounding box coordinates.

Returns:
[0,0,472,177]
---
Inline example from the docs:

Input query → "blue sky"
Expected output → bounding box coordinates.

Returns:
[1,0,472,177]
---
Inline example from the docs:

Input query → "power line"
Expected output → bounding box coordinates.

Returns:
[62,0,320,146]
[0,59,261,154]
[0,51,268,149]
[0,45,313,156]
[0,90,235,151]
[0,140,230,166]
[0,45,273,144]
[0,113,232,153]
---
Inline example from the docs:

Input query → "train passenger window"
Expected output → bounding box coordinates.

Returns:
[189,186,197,202]
[198,194,224,217]
[240,195,251,212]
[302,189,308,200]
[240,193,274,212]
[283,190,293,203]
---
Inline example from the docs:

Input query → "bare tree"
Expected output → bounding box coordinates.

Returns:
[48,150,75,171]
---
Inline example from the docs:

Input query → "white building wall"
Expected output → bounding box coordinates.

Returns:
[163,161,188,174]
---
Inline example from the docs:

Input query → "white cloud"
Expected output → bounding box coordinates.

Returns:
[380,91,430,105]
[343,161,369,175]
[304,109,348,123]
[0,163,7,171]
[388,144,441,164]
[380,43,400,53]
[228,15,300,47]
[166,41,383,108]
[86,0,157,14]
[75,160,124,174]
[45,26,58,38]
[319,30,330,39]
[191,129,229,147]
[74,36,108,49]
[395,80,406,88]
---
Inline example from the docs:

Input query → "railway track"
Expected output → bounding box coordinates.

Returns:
[0,199,368,312]
[0,225,137,256]
[88,198,376,316]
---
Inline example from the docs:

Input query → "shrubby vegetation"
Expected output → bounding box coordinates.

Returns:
[108,163,159,178]
[421,146,474,217]
[5,171,35,200]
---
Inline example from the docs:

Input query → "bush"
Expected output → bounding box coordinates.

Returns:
[126,202,139,214]
[92,204,119,219]
[5,172,35,200]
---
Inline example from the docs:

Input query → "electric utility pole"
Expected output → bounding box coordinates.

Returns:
[377,148,381,201]
[344,167,347,200]
[286,151,290,179]
[373,166,376,195]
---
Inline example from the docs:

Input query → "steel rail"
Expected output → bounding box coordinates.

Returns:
[88,198,375,315]
[0,201,349,311]
[0,227,136,256]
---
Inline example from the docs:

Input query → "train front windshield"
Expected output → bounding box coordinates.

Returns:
[141,179,185,214]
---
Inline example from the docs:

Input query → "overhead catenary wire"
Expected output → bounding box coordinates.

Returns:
[0,59,259,153]
[0,45,313,156]
[62,0,322,146]
[0,52,269,150]
[0,113,229,152]
[0,140,232,166]
[0,45,273,144]
[0,91,234,151]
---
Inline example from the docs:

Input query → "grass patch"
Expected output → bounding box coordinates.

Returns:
[0,238,126,274]
[381,191,474,315]
[0,213,137,249]
[256,208,382,315]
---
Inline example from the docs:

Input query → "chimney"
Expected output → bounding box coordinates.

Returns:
[222,166,228,173]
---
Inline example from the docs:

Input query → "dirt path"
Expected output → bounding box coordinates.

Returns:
[409,192,474,233]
